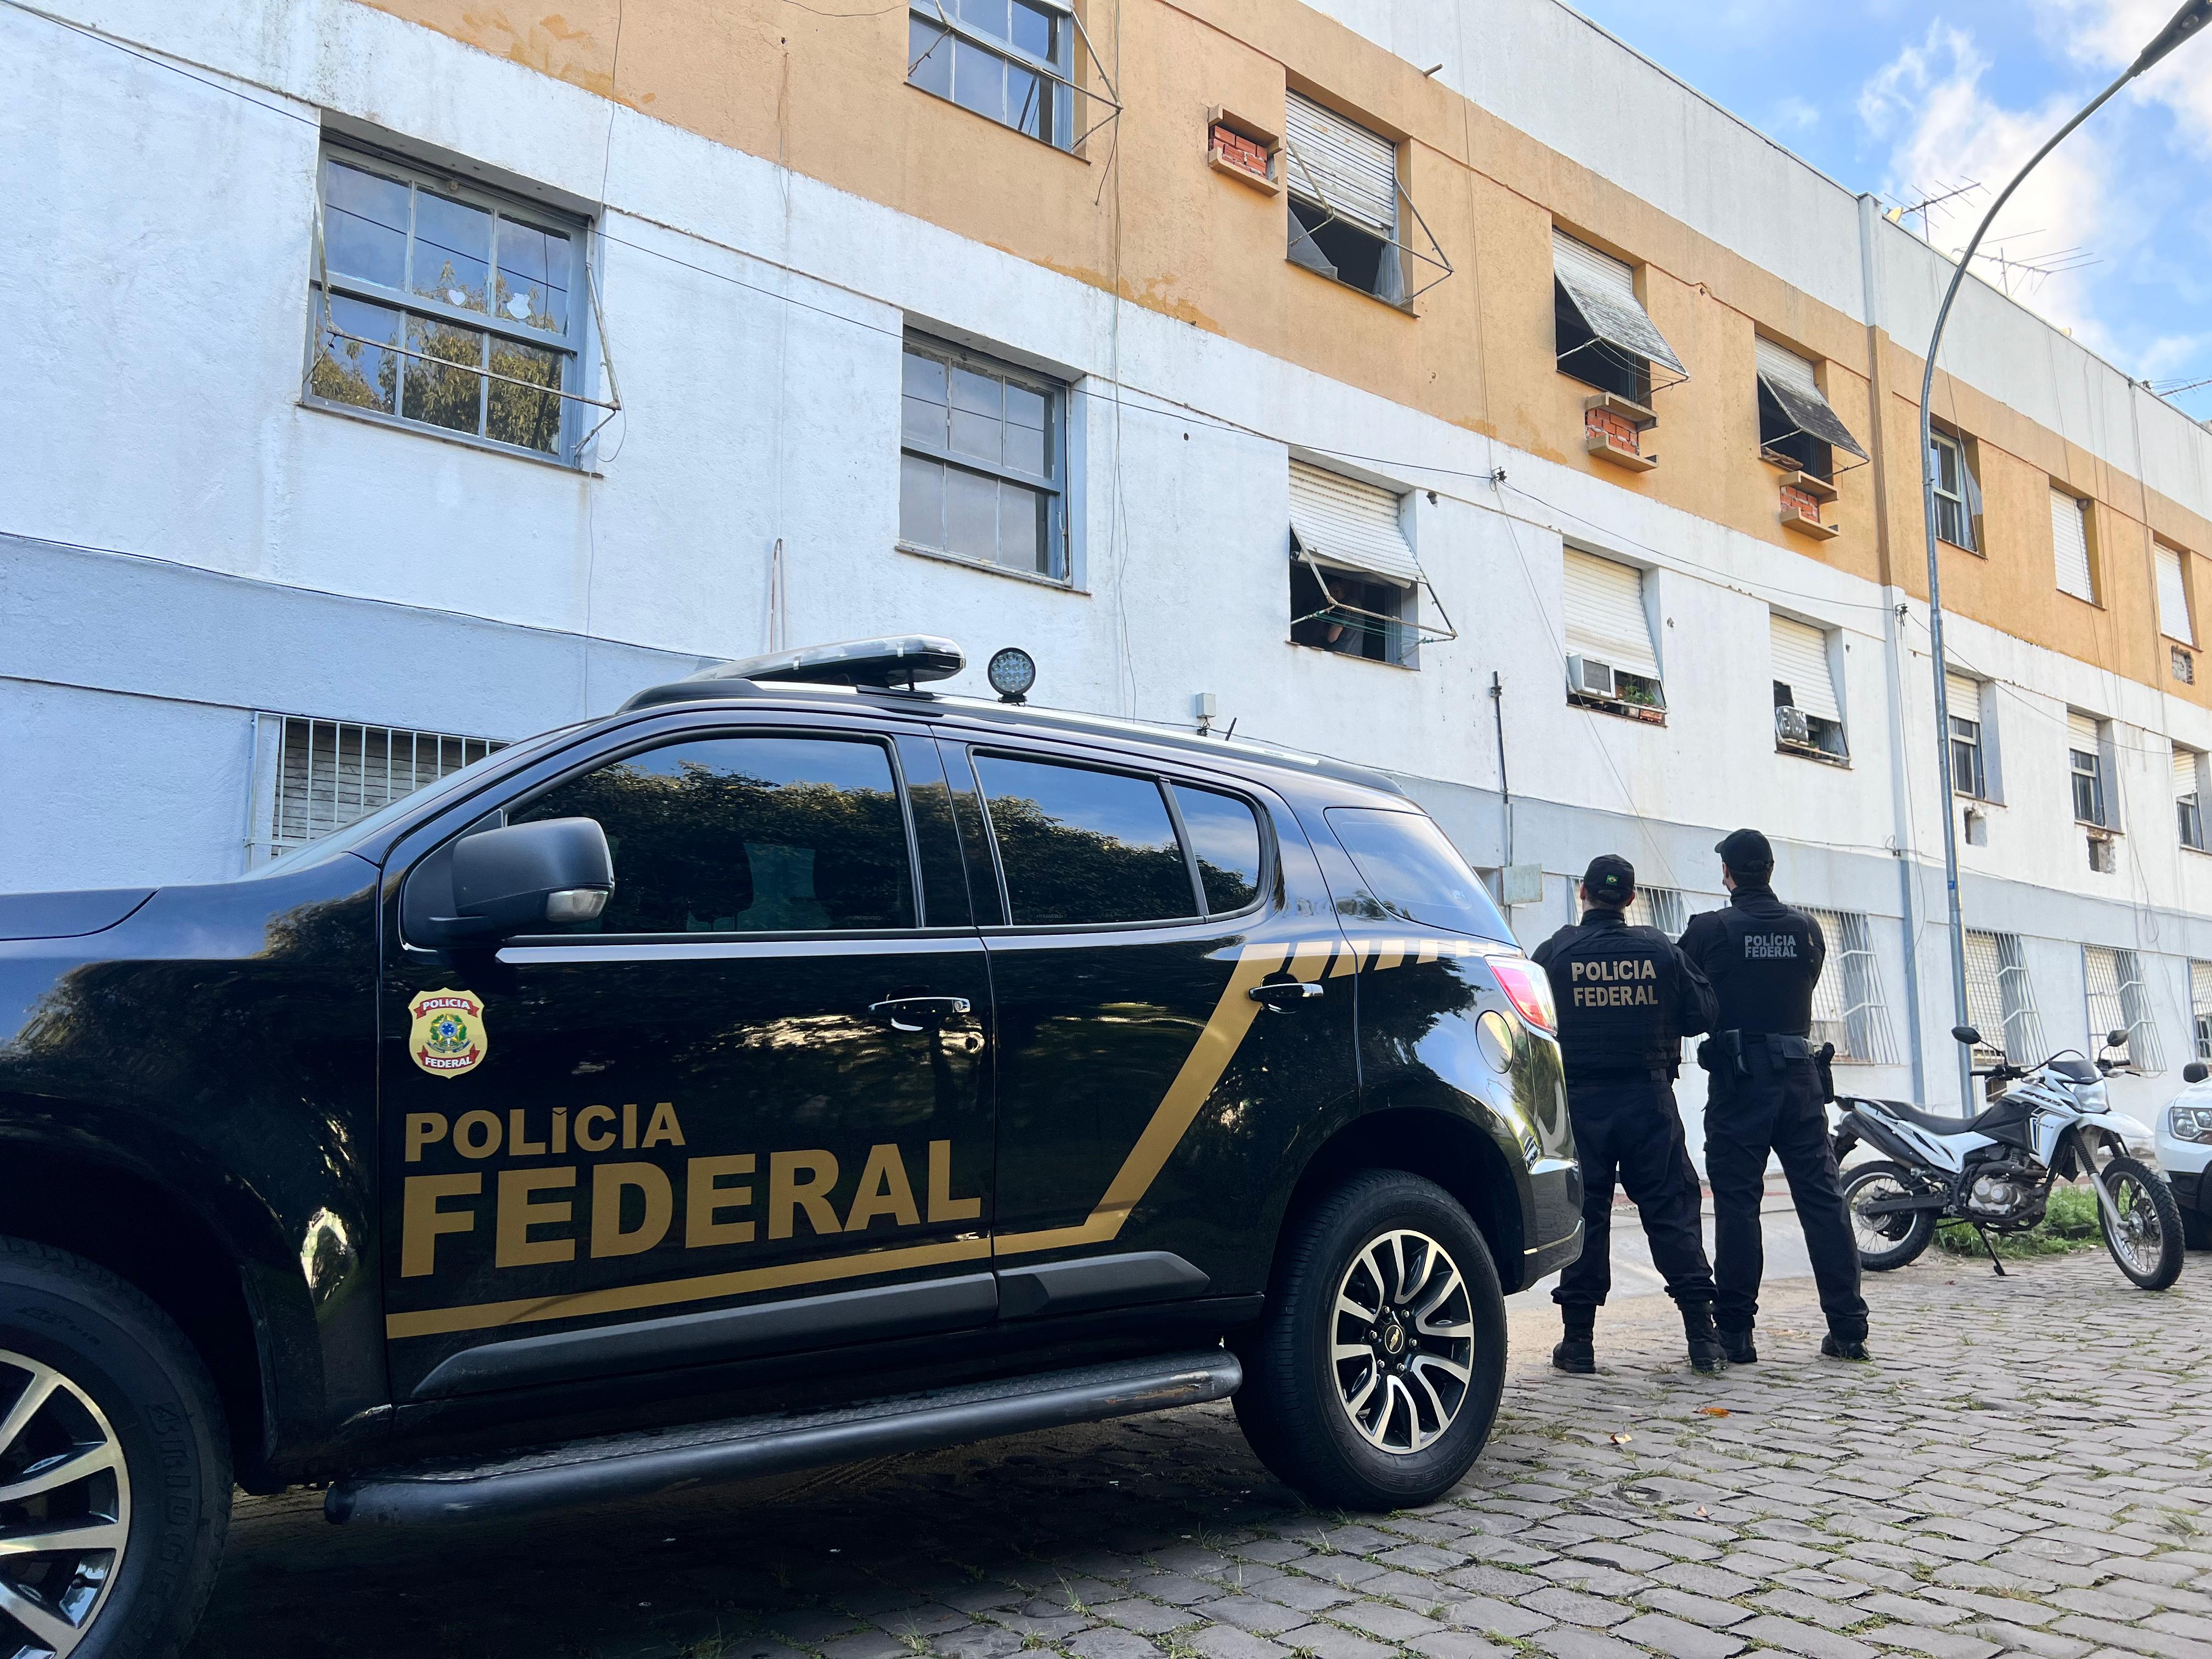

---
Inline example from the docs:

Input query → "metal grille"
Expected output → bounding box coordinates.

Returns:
[2192,961,2212,1060]
[2084,945,2167,1073]
[1803,909,1901,1065]
[269,718,499,854]
[1963,929,2045,1064]
[1623,886,1685,936]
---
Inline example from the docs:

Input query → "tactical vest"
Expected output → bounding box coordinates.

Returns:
[1536,913,1685,1076]
[1684,888,1823,1037]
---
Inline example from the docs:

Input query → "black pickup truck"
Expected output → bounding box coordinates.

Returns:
[0,637,1579,1658]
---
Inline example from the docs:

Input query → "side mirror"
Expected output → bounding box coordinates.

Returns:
[2186,1062,2209,1085]
[425,818,613,944]
[1951,1024,1981,1046]
[2106,1029,2130,1051]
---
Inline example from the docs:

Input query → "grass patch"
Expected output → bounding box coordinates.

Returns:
[1937,1184,2101,1259]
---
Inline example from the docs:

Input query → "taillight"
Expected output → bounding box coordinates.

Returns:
[1488,955,1557,1033]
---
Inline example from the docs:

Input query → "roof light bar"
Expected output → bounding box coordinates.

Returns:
[618,636,966,712]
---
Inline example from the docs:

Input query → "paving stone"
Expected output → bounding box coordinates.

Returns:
[1611,1612,1746,1659]
[1439,1596,1558,1639]
[823,1634,915,1659]
[1405,1634,1513,1659]
[1068,1628,1164,1659]
[1531,1629,1646,1659]
[1290,1626,1397,1659]
[933,1630,1027,1659]
[1867,1628,2004,1659]
[1654,1563,1763,1601]
[1517,1588,1633,1629]
[1252,1577,1355,1613]
[1726,1614,1880,1659]
[1332,1601,1446,1641]
[1092,1601,1194,1636]
[1634,1588,1754,1629]
[1186,1626,1293,1659]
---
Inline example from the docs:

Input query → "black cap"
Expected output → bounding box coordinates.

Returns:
[1714,827,1774,874]
[1581,854,1636,908]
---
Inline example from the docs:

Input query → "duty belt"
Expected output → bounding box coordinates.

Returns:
[1728,1031,1813,1062]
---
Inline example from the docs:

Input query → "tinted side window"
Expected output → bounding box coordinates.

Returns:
[973,755,1198,926]
[1326,806,1511,942]
[515,735,915,934]
[1172,784,1265,915]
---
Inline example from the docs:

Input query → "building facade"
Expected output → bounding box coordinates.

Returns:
[8,0,2212,1130]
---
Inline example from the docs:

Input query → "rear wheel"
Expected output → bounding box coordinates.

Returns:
[0,1236,231,1659]
[1234,1171,1506,1510]
[1842,1161,1936,1271]
[2098,1159,2185,1291]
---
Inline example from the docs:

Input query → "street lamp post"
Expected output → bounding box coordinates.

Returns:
[1919,0,2212,1110]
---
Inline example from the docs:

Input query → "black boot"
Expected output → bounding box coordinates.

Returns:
[1553,1306,1596,1374]
[1680,1305,1728,1375]
[1718,1327,1757,1365]
[1820,1329,1872,1362]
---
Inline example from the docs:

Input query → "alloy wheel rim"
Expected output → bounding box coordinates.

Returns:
[1331,1229,1476,1455]
[1848,1173,1916,1249]
[0,1351,129,1659]
[2105,1172,2163,1273]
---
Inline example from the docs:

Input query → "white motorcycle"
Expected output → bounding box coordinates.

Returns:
[1829,1024,2184,1291]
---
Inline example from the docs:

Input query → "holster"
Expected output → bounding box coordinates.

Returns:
[1696,1030,1745,1105]
[1814,1041,1837,1104]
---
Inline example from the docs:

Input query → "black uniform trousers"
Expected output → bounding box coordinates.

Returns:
[1703,1047,1869,1339]
[1553,1072,1715,1311]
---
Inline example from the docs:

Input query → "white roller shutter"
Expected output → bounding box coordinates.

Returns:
[1561,550,1660,678]
[2176,744,2202,799]
[1283,93,1397,236]
[2158,544,2194,644]
[2052,489,2095,602]
[1945,670,1982,715]
[1289,461,1418,585]
[1552,230,1688,377]
[1769,614,1841,722]
[2068,709,2100,752]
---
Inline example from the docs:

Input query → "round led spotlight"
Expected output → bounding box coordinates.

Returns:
[988,646,1037,704]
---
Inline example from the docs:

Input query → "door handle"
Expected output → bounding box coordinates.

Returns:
[1249,979,1324,1009]
[870,995,973,1032]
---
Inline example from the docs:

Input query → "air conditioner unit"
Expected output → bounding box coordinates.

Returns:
[1566,654,1616,698]
[1775,705,1812,744]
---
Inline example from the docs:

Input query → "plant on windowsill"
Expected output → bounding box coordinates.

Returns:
[1776,736,1851,768]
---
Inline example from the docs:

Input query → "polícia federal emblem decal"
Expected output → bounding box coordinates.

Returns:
[409,989,488,1078]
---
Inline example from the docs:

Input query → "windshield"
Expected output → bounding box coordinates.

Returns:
[1325,807,1513,943]
[244,722,584,879]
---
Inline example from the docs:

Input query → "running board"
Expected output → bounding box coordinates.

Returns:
[325,1349,1240,1525]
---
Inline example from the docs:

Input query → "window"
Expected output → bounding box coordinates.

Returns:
[1553,231,1686,405]
[1281,94,1447,304]
[907,0,1075,148]
[1963,929,2045,1064]
[1325,808,1513,942]
[1770,614,1847,760]
[1287,462,1424,665]
[2051,488,2096,603]
[1171,785,1266,914]
[2192,961,2212,1060]
[1623,886,1685,936]
[972,755,1199,926]
[2084,945,2165,1073]
[2179,746,2207,851]
[310,145,589,461]
[1929,432,1982,552]
[1753,338,1866,482]
[1803,909,1901,1064]
[1947,672,1987,799]
[1562,550,1664,713]
[2158,543,2196,646]
[900,334,1067,581]
[514,736,915,935]
[256,715,501,860]
[2069,712,2108,828]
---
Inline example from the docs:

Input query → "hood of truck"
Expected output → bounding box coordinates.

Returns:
[0,887,157,941]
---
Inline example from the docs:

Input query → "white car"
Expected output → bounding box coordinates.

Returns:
[2162,1060,2212,1249]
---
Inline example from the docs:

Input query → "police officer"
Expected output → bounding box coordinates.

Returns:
[1533,855,1727,1376]
[1680,829,1872,1363]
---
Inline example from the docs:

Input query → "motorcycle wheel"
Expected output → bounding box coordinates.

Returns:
[1842,1161,1936,1272]
[2098,1158,2184,1291]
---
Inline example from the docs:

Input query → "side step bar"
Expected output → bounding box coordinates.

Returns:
[326,1348,1240,1526]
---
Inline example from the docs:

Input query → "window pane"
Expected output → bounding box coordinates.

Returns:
[1174,786,1264,914]
[950,365,1001,417]
[1008,64,1043,137]
[1009,0,1054,59]
[487,335,564,453]
[412,189,492,313]
[493,215,572,334]
[954,0,1012,43]
[311,295,400,413]
[974,756,1197,926]
[945,466,1000,561]
[952,37,1007,123]
[950,407,1001,464]
[1000,479,1043,572]
[902,348,947,404]
[403,315,486,435]
[323,161,408,287]
[900,453,945,547]
[902,393,947,447]
[516,736,915,934]
[907,16,953,98]
[1326,808,1512,941]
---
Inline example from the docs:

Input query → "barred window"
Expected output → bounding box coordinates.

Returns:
[1963,929,2045,1065]
[1623,885,1686,936]
[2084,945,2166,1073]
[255,715,502,860]
[2192,961,2212,1061]
[1803,909,1901,1064]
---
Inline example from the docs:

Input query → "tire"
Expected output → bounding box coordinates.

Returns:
[1234,1170,1506,1510]
[0,1235,232,1659]
[2097,1159,2185,1291]
[1841,1161,1936,1272]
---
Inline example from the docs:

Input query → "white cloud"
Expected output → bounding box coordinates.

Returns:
[1770,94,1820,134]
[2033,0,2212,155]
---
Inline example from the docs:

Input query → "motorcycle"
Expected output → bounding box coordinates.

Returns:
[1829,1024,2184,1291]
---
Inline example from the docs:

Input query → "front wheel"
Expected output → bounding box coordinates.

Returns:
[2097,1159,2185,1291]
[1234,1170,1506,1510]
[1842,1161,1936,1271]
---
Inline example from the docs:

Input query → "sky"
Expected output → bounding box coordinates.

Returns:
[1562,0,2212,421]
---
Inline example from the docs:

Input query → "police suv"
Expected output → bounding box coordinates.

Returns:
[0,637,1580,1657]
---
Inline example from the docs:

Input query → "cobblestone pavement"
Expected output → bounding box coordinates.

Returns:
[188,1250,2212,1659]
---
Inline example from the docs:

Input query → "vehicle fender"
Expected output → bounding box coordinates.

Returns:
[2083,1112,2158,1161]
[1842,1107,1934,1172]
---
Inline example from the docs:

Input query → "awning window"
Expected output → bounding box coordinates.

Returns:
[1289,461,1418,584]
[1284,93,1396,236]
[2052,489,2095,603]
[2158,544,2194,645]
[1769,614,1841,723]
[1754,337,1867,462]
[1562,550,1661,679]
[1552,230,1686,379]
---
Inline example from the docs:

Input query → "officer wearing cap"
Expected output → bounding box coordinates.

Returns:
[1680,829,1871,1363]
[1532,855,1727,1375]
